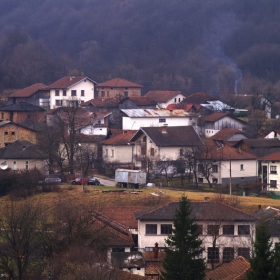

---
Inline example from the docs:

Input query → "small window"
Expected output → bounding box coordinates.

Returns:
[81,90,85,96]
[11,132,15,135]
[223,247,234,263]
[4,132,8,135]
[193,224,203,235]
[55,89,60,96]
[13,161,17,170]
[124,91,129,97]
[238,225,250,235]
[55,100,62,106]
[159,118,166,123]
[146,224,157,234]
[105,149,108,157]
[212,165,218,173]
[141,147,145,155]
[198,178,203,183]
[270,180,277,188]
[270,166,277,174]
[25,161,29,170]
[174,98,177,102]
[207,247,219,263]
[212,178,218,184]
[238,248,250,259]
[223,225,234,235]
[179,149,184,156]
[178,98,181,102]
[207,225,219,236]
[161,224,172,235]
[198,164,203,172]
[240,164,244,170]
[111,150,114,158]
[101,91,105,97]
[71,90,77,96]
[107,91,109,97]
[112,248,125,252]
[150,148,155,156]
[63,90,66,96]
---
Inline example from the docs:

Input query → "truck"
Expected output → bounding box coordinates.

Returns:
[115,169,147,188]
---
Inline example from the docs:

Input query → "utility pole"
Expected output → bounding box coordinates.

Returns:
[229,154,232,195]
[78,143,85,192]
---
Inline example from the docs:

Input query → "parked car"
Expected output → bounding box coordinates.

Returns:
[39,177,61,184]
[87,178,101,186]
[71,177,89,185]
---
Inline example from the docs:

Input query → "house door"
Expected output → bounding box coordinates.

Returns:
[262,165,267,184]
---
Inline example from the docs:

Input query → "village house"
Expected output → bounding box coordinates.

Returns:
[134,201,257,269]
[7,83,50,108]
[0,140,47,174]
[145,90,186,109]
[96,78,142,99]
[48,76,97,109]
[129,126,203,172]
[265,129,280,140]
[202,112,248,138]
[121,109,198,131]
[0,102,45,123]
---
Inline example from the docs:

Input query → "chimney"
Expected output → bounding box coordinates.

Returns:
[161,124,168,133]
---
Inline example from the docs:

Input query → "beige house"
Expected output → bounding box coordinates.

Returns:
[134,201,257,268]
[129,126,203,171]
[96,78,142,99]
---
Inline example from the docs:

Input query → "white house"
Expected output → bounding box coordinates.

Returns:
[134,201,257,267]
[121,109,198,130]
[144,90,186,109]
[203,112,248,138]
[48,76,97,109]
[265,129,280,140]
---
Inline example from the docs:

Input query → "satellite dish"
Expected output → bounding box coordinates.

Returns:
[0,161,8,170]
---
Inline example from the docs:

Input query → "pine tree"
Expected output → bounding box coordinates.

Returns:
[271,243,280,280]
[247,220,274,280]
[161,196,205,280]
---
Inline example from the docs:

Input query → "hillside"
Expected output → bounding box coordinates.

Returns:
[0,0,280,97]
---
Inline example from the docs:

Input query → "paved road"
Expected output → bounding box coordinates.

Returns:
[95,176,116,186]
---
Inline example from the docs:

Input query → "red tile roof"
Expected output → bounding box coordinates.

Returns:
[101,130,137,145]
[145,90,182,102]
[261,150,280,161]
[9,83,47,97]
[181,92,216,104]
[205,256,250,280]
[97,78,142,88]
[166,103,196,111]
[47,76,97,89]
[82,97,120,108]
[210,129,248,141]
[203,112,228,122]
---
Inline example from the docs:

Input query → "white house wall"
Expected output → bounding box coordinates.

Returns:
[261,161,280,190]
[103,145,133,163]
[50,79,95,109]
[157,94,186,109]
[81,125,108,136]
[3,159,48,175]
[122,116,197,130]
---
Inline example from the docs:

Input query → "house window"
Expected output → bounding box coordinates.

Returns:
[101,91,105,97]
[150,148,155,156]
[4,132,8,135]
[212,178,218,184]
[270,180,277,188]
[179,149,184,156]
[55,100,62,106]
[161,224,172,235]
[146,224,157,234]
[270,166,277,174]
[240,164,244,170]
[11,132,15,135]
[207,225,219,236]
[143,136,146,142]
[198,164,203,172]
[223,247,234,263]
[107,91,109,97]
[105,149,108,157]
[63,90,66,96]
[223,225,234,235]
[198,178,203,183]
[111,150,114,158]
[178,98,181,102]
[112,248,125,252]
[193,224,203,235]
[238,225,250,235]
[124,91,129,97]
[238,248,250,259]
[212,165,218,173]
[174,98,177,102]
[141,147,145,155]
[159,118,166,123]
[207,247,219,263]
[71,90,77,96]
[81,90,85,96]
[13,161,17,170]
[55,89,60,96]
[25,161,29,170]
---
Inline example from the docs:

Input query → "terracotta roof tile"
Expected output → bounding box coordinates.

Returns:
[97,78,142,88]
[9,83,47,97]
[47,76,97,89]
[203,112,228,122]
[145,261,164,275]
[145,90,182,103]
[82,97,120,108]
[205,256,250,280]
[210,129,248,141]
[101,130,137,145]
[261,149,280,161]
[166,103,196,112]
[181,92,216,104]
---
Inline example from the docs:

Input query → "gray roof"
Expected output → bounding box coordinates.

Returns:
[0,140,46,159]
[234,138,280,148]
[134,201,257,222]
[0,102,45,112]
[130,126,203,147]
[121,109,197,118]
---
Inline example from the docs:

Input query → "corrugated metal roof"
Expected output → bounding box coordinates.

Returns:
[121,108,197,117]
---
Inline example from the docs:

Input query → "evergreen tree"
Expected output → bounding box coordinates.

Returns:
[247,220,274,280]
[271,243,280,280]
[161,196,205,280]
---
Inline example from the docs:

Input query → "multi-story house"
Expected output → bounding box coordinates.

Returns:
[48,76,97,109]
[134,200,257,268]
[96,78,142,99]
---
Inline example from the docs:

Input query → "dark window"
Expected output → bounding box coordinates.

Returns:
[223,247,234,263]
[101,91,105,97]
[198,164,203,172]
[192,224,203,235]
[55,100,62,106]
[81,90,85,96]
[150,148,155,156]
[11,132,15,135]
[208,247,219,263]
[270,180,277,188]
[107,91,109,97]
[159,118,166,123]
[238,248,250,259]
[25,161,29,170]
[207,225,219,236]
[270,166,277,174]
[198,178,203,183]
[143,136,146,142]
[71,90,77,96]
[240,164,244,170]
[55,89,59,96]
[63,90,66,96]
[146,224,157,234]
[161,224,172,234]
[141,147,145,155]
[179,149,184,156]
[4,132,8,135]
[223,225,234,235]
[112,248,125,252]
[212,165,218,172]
[124,90,129,97]
[238,225,250,235]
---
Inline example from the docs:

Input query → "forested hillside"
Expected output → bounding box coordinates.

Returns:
[0,0,280,97]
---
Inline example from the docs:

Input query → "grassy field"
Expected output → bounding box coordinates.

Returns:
[3,184,280,214]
